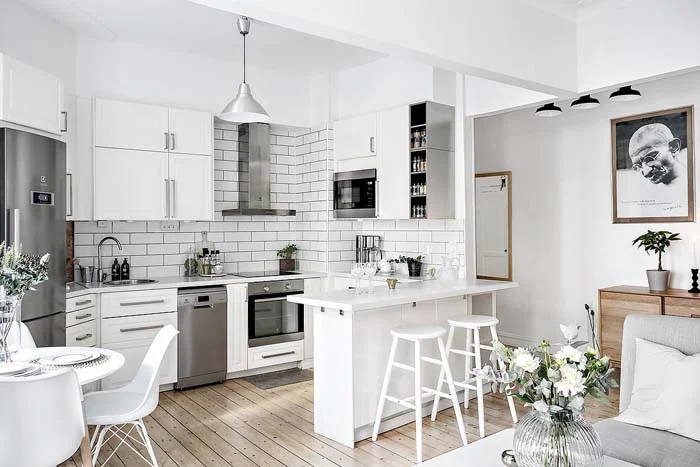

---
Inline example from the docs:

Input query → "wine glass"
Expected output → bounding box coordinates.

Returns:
[364,262,377,294]
[351,263,365,294]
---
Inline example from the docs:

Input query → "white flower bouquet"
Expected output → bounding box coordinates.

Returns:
[480,326,617,416]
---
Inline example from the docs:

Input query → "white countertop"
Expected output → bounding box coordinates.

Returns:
[66,271,326,298]
[287,279,518,312]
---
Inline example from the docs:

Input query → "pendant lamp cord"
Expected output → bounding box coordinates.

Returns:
[242,33,246,83]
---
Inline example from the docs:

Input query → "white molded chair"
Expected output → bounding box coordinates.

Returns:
[85,325,178,467]
[0,369,85,467]
[6,321,37,350]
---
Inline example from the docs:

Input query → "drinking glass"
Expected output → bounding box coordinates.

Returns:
[364,262,377,294]
[351,263,365,294]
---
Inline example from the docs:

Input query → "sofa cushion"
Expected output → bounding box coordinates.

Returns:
[595,419,700,467]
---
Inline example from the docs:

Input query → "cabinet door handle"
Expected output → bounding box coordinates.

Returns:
[75,333,93,342]
[369,136,375,153]
[170,133,175,150]
[120,324,164,333]
[66,173,73,217]
[119,299,165,307]
[244,286,248,303]
[262,351,295,359]
[165,179,170,218]
[170,179,176,218]
[75,313,93,320]
[164,132,169,150]
[61,111,68,132]
[75,300,92,307]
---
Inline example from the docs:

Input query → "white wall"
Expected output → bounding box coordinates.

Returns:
[0,1,76,94]
[577,0,700,91]
[75,37,312,127]
[474,70,700,346]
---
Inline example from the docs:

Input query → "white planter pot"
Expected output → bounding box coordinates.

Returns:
[646,270,670,292]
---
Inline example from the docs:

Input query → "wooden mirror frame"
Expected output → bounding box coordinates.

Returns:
[475,171,512,281]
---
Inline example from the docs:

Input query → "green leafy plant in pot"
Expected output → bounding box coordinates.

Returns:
[632,230,680,291]
[277,244,298,273]
[398,255,424,277]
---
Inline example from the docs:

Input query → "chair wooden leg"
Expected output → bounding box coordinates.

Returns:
[430,325,455,421]
[437,337,468,446]
[464,328,472,409]
[473,328,485,438]
[414,339,422,464]
[372,337,398,441]
[80,426,94,467]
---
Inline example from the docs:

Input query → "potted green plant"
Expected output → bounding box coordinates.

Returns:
[632,230,680,291]
[277,244,298,273]
[398,255,424,277]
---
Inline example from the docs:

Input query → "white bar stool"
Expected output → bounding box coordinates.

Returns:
[371,324,467,463]
[430,314,518,438]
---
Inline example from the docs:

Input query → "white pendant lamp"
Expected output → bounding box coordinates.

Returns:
[220,17,270,123]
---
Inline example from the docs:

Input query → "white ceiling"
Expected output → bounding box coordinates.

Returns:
[18,0,384,75]
[517,0,608,21]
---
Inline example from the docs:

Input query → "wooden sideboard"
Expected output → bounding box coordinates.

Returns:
[599,286,700,366]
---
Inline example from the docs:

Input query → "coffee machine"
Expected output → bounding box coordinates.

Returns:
[356,235,382,263]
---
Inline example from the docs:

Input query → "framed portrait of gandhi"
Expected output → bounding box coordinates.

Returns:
[612,106,694,223]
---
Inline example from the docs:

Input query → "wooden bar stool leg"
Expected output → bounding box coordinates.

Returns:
[430,325,455,421]
[372,336,399,441]
[414,339,423,463]
[490,325,518,424]
[464,327,473,409]
[437,337,468,446]
[473,327,485,438]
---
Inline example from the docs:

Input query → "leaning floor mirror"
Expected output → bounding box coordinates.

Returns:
[475,171,512,281]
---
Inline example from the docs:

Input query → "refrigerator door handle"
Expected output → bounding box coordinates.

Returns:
[66,173,73,217]
[7,209,20,249]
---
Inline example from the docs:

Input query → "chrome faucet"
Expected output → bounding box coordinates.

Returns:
[97,236,123,282]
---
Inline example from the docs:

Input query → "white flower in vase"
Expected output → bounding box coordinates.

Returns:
[555,364,586,397]
[555,345,583,363]
[513,348,541,373]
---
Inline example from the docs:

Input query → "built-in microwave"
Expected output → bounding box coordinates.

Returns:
[333,169,377,218]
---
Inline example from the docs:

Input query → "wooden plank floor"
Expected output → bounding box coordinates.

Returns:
[60,380,618,466]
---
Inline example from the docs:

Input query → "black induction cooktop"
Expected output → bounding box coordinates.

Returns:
[230,271,301,278]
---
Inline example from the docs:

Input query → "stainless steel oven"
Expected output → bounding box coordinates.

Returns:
[333,169,376,218]
[248,279,304,347]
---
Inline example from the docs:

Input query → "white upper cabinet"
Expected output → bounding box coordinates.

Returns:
[0,54,63,134]
[333,113,377,161]
[168,108,212,155]
[168,153,213,221]
[66,96,94,220]
[377,106,410,219]
[94,98,169,152]
[94,148,169,220]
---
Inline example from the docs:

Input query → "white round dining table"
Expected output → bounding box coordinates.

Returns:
[13,346,125,467]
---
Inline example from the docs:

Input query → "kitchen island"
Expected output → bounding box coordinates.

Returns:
[287,279,518,447]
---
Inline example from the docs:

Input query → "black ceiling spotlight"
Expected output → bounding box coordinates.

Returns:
[535,103,563,117]
[610,85,642,102]
[571,94,600,110]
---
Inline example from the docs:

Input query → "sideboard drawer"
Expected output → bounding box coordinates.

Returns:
[664,297,700,318]
[600,292,661,364]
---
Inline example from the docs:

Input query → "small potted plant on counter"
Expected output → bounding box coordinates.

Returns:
[632,230,680,291]
[399,255,424,278]
[277,244,298,273]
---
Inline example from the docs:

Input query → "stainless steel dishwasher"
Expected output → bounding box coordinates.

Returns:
[176,287,227,389]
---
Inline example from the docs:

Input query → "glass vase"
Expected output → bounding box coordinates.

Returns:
[0,295,21,362]
[513,409,603,467]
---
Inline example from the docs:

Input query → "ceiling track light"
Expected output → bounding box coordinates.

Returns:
[610,85,642,102]
[571,94,600,110]
[535,103,563,117]
[219,16,271,123]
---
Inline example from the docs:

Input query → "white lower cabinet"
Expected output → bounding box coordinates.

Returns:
[227,283,248,373]
[248,341,304,370]
[99,289,178,390]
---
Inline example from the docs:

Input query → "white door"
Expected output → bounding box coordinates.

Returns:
[168,153,213,221]
[94,98,169,152]
[333,113,377,160]
[227,283,248,373]
[0,54,63,134]
[377,106,410,219]
[475,175,510,279]
[168,108,213,156]
[94,148,169,220]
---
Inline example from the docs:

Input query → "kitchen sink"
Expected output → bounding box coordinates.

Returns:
[103,279,158,286]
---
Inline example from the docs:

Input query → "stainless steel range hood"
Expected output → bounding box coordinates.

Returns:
[221,123,296,217]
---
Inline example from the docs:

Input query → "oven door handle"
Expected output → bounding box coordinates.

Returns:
[253,296,298,304]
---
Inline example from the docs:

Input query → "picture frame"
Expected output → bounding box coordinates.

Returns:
[611,106,694,223]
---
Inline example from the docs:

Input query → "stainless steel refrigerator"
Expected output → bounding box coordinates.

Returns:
[0,127,66,346]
